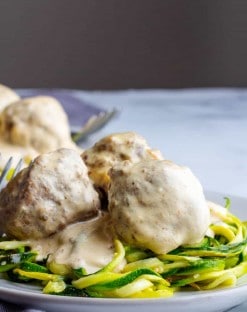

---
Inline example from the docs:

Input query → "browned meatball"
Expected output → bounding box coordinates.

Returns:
[0,148,100,240]
[82,131,163,191]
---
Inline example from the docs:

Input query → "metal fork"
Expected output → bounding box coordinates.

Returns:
[71,108,118,144]
[0,157,23,191]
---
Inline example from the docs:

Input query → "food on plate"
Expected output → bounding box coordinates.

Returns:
[0,131,246,299]
[0,84,20,112]
[0,96,78,153]
[30,212,115,274]
[108,160,210,254]
[0,141,38,168]
[0,93,80,168]
[0,148,100,240]
[82,131,163,191]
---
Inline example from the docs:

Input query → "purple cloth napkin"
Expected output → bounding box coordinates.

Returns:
[16,89,104,129]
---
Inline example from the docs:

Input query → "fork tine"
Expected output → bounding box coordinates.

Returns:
[72,109,118,144]
[0,157,13,187]
[0,157,23,191]
[82,109,117,134]
[12,158,23,178]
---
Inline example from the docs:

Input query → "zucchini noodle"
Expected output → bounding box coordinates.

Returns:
[0,199,247,298]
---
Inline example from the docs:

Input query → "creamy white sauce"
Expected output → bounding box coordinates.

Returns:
[0,138,82,170]
[28,213,115,274]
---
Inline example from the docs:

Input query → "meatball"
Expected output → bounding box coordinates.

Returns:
[0,96,77,153]
[82,132,163,191]
[108,160,210,254]
[0,84,20,111]
[0,148,100,240]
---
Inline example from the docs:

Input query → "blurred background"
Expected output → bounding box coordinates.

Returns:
[0,0,247,90]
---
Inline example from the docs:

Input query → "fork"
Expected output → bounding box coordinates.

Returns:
[0,157,23,191]
[71,108,118,144]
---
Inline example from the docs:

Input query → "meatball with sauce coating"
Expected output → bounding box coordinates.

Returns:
[0,96,77,153]
[0,84,20,112]
[82,131,163,191]
[108,160,210,254]
[0,148,100,240]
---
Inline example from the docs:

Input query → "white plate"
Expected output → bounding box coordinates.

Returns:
[0,191,247,312]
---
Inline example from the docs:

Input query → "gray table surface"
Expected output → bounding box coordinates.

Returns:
[1,88,247,311]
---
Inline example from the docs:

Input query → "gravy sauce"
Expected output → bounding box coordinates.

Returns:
[28,213,115,274]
